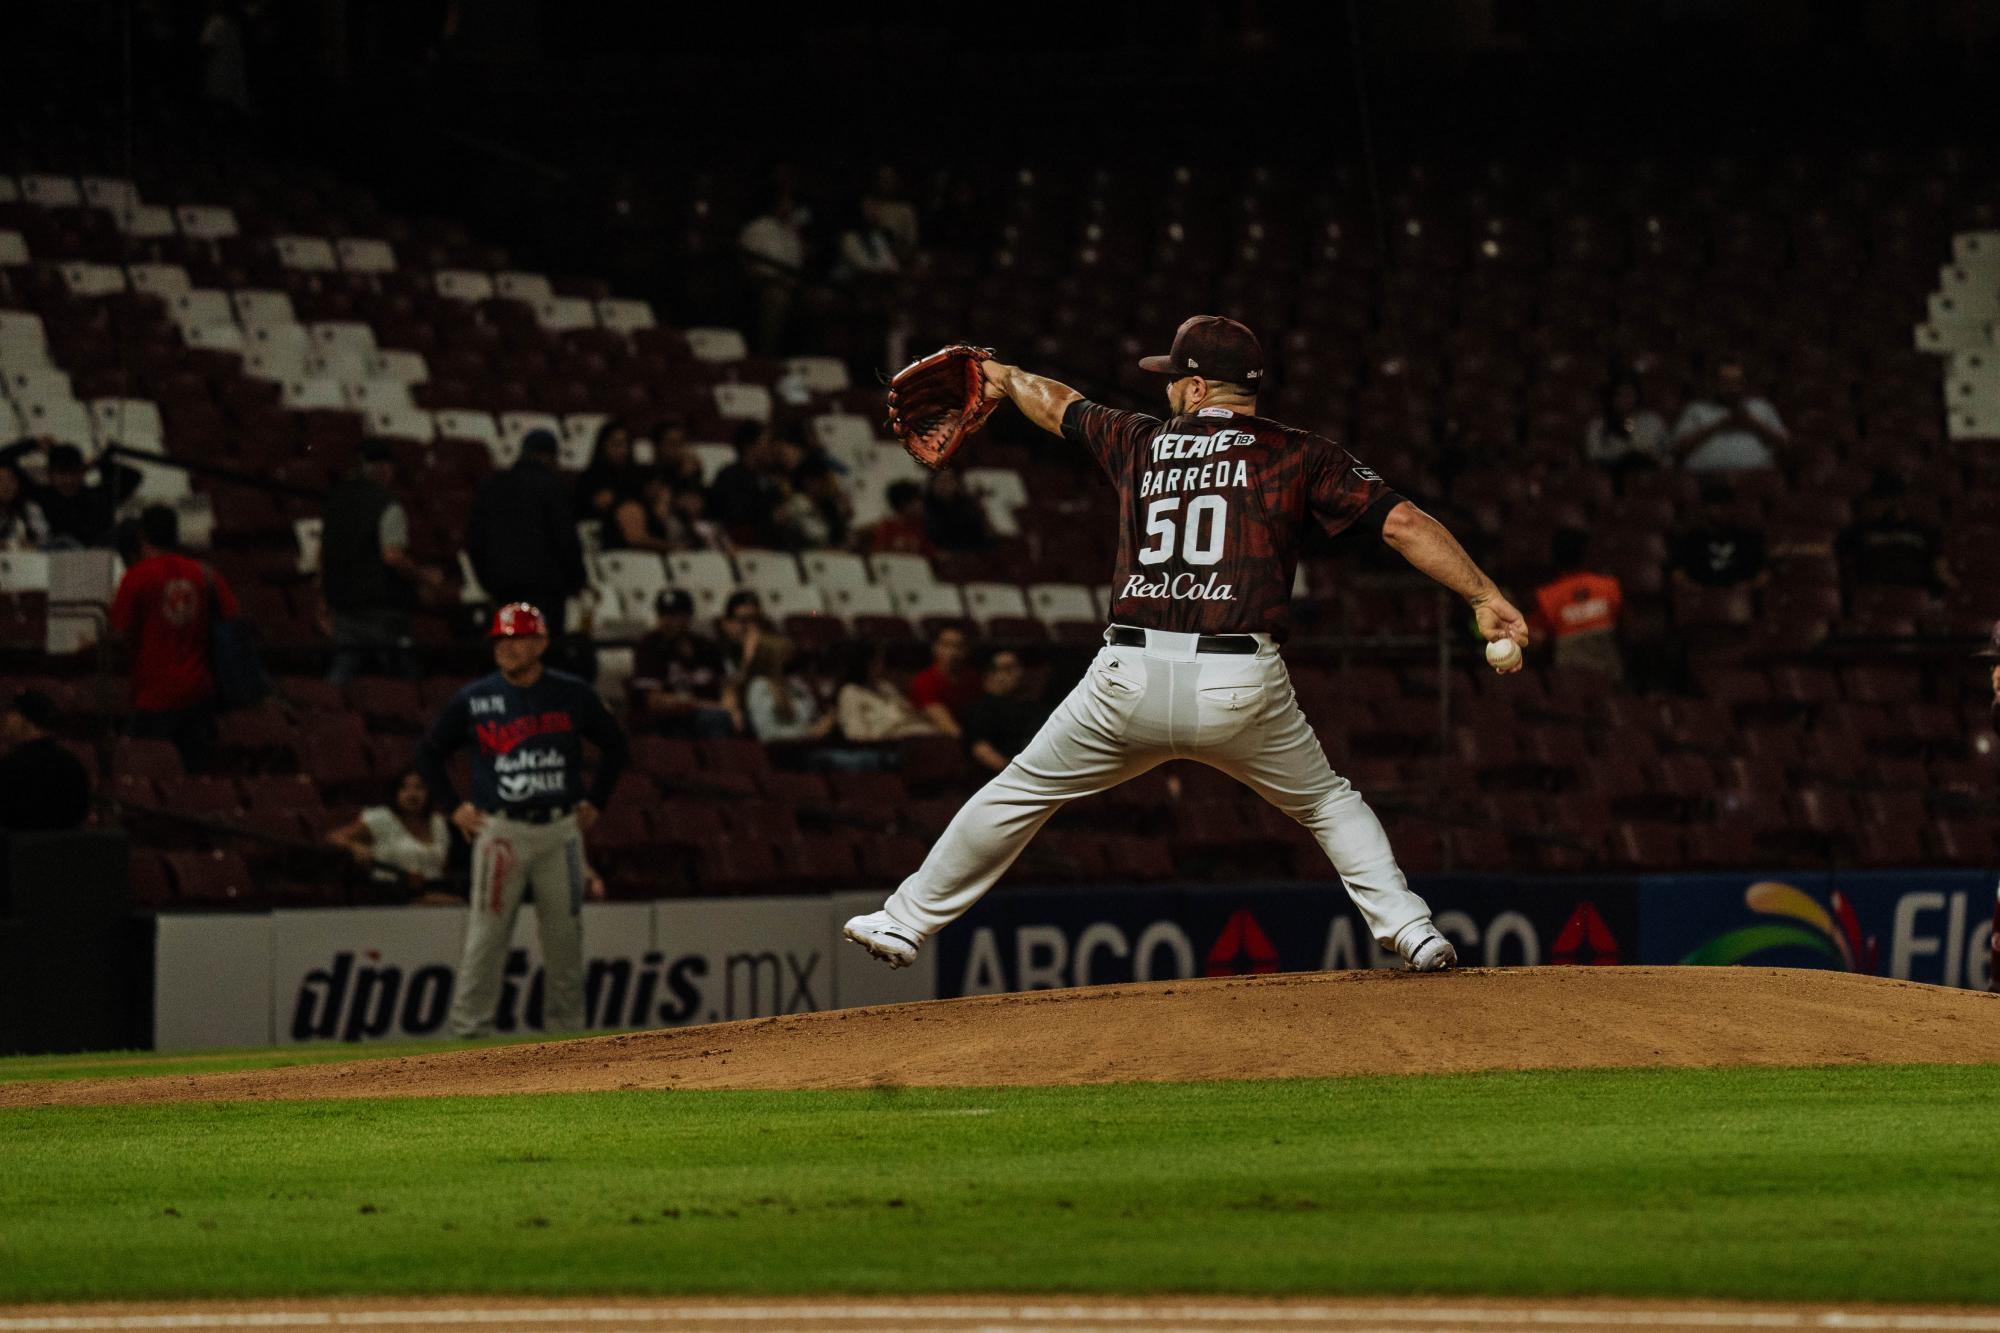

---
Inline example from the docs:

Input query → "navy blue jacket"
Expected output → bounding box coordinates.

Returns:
[417,668,629,815]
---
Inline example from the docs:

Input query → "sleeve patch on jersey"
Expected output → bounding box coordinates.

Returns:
[1352,466,1383,482]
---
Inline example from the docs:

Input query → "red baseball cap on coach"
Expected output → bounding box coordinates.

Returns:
[488,602,549,639]
[1137,315,1265,386]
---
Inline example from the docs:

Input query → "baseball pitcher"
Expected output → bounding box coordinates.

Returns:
[848,316,1530,973]
[417,602,631,1037]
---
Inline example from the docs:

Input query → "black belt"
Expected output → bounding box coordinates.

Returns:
[486,804,574,824]
[1107,626,1259,655]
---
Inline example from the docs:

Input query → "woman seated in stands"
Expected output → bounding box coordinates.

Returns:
[326,770,451,891]
[835,642,942,742]
[602,469,675,554]
[661,482,732,553]
[1584,375,1668,480]
[574,420,635,528]
[744,636,836,745]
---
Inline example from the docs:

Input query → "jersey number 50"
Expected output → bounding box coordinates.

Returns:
[1139,495,1228,567]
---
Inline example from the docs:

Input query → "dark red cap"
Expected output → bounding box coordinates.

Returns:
[488,602,550,639]
[1137,315,1265,386]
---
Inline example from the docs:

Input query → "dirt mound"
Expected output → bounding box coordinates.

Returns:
[8,966,1998,1108]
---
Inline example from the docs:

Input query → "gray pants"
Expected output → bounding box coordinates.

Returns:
[885,637,1436,953]
[449,811,587,1038]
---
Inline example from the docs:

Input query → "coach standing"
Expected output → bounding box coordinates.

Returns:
[416,603,631,1037]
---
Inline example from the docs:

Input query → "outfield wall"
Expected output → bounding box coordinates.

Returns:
[151,871,1998,1048]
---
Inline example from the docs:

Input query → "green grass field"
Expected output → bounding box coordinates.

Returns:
[2,1060,1996,1305]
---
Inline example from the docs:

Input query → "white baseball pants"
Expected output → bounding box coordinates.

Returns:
[884,632,1436,952]
[449,811,588,1038]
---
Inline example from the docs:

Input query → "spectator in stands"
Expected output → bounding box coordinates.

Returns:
[573,420,635,530]
[1531,528,1624,679]
[709,427,787,545]
[0,689,90,833]
[835,643,944,742]
[107,506,237,772]
[325,770,451,892]
[908,624,980,738]
[1585,376,1668,477]
[863,166,921,259]
[321,441,439,685]
[199,0,251,116]
[739,192,808,354]
[602,470,674,554]
[960,648,1043,774]
[647,417,706,494]
[0,461,49,550]
[869,480,936,557]
[1671,478,1769,589]
[0,441,140,548]
[464,429,587,633]
[834,196,904,282]
[1837,469,1952,592]
[744,637,836,744]
[661,482,732,554]
[770,455,851,550]
[925,469,991,552]
[1669,360,1787,473]
[717,590,772,734]
[631,590,732,738]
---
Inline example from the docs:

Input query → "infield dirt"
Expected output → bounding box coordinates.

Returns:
[5,965,1996,1108]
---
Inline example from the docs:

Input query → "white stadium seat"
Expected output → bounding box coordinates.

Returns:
[785,356,851,394]
[799,550,871,591]
[283,377,347,411]
[90,399,164,450]
[366,406,435,443]
[232,289,297,329]
[758,583,826,621]
[684,327,748,363]
[0,177,17,204]
[20,174,81,207]
[494,271,553,301]
[0,232,26,266]
[595,552,670,605]
[962,581,1030,629]
[310,321,377,356]
[175,204,239,239]
[127,263,191,298]
[115,205,177,239]
[0,552,50,594]
[336,238,397,273]
[894,582,967,625]
[60,262,126,297]
[712,382,772,424]
[561,414,609,471]
[369,349,429,385]
[0,311,49,370]
[666,551,736,597]
[5,364,70,403]
[243,341,307,383]
[1028,583,1099,631]
[342,379,414,412]
[596,298,656,333]
[304,344,371,382]
[169,288,235,330]
[869,552,937,593]
[80,176,138,211]
[0,400,21,445]
[275,236,338,271]
[183,322,244,354]
[456,551,489,605]
[535,296,596,331]
[826,581,895,625]
[435,410,502,450]
[18,399,95,452]
[435,270,495,301]
[686,442,735,483]
[809,413,875,454]
[294,518,323,575]
[499,411,563,466]
[733,548,805,594]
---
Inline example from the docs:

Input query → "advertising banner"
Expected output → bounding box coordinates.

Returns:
[935,877,1640,998]
[1638,870,1997,990]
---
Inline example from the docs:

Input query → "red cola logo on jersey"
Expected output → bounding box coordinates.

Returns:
[1121,571,1238,602]
[475,711,576,755]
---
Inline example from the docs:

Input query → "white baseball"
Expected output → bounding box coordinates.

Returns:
[1485,638,1522,670]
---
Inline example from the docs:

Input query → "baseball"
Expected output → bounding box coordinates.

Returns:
[1485,638,1522,670]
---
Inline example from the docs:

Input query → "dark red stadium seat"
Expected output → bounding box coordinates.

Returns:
[165,850,258,904]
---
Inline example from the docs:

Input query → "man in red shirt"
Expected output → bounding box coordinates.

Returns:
[108,507,239,771]
[868,480,936,558]
[906,624,979,737]
[1531,528,1624,679]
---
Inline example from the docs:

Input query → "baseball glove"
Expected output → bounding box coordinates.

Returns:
[885,344,999,469]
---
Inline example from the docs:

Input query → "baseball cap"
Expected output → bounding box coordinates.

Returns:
[655,589,693,618]
[1137,315,1265,386]
[488,602,550,639]
[1977,619,2000,660]
[8,689,55,729]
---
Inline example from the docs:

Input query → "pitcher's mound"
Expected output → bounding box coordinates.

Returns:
[9,966,2000,1107]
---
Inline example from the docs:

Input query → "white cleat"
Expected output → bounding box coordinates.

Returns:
[843,911,922,969]
[1401,927,1458,973]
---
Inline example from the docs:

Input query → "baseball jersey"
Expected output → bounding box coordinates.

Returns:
[417,668,630,816]
[1062,400,1404,640]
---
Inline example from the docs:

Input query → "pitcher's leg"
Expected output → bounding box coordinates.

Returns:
[883,690,1158,937]
[1206,691,1436,952]
[528,820,588,1033]
[449,825,528,1037]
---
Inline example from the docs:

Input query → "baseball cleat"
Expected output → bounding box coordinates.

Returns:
[1403,930,1458,973]
[844,911,922,969]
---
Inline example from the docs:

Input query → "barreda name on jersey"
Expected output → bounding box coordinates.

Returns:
[1139,428,1255,498]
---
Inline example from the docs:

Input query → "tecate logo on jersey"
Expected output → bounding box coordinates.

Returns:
[1122,571,1238,601]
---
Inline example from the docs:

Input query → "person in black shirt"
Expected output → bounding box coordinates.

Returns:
[1837,469,1950,592]
[321,441,439,684]
[0,690,91,832]
[959,648,1045,775]
[924,469,990,552]
[464,430,588,630]
[1670,477,1768,590]
[0,441,141,548]
[630,589,732,737]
